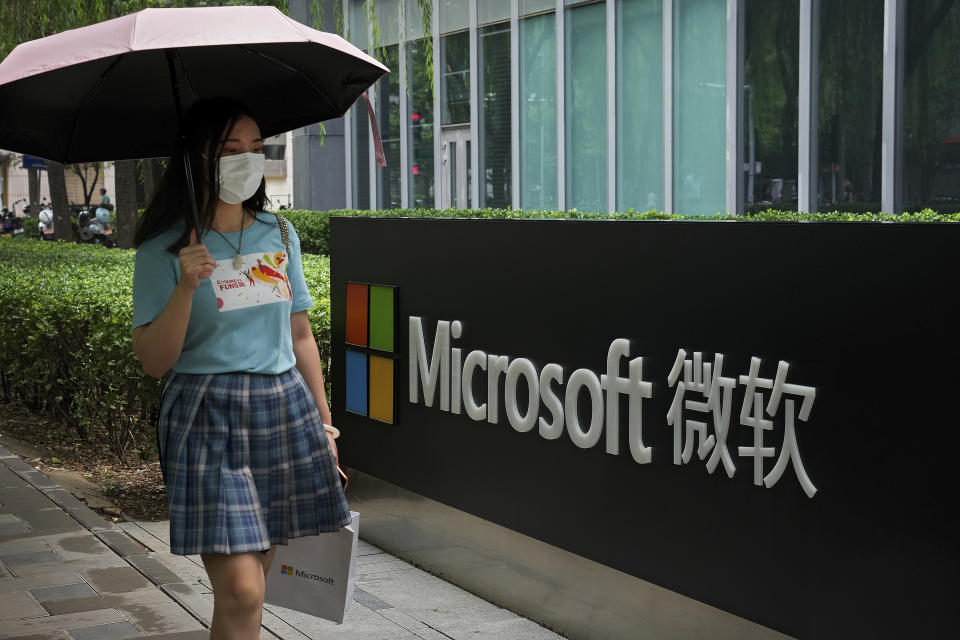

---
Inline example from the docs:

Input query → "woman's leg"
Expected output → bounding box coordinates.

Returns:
[201,552,267,640]
[259,546,277,577]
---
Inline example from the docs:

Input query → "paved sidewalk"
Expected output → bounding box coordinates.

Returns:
[0,445,566,640]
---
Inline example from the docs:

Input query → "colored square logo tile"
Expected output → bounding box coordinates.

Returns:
[345,281,398,424]
[346,283,369,346]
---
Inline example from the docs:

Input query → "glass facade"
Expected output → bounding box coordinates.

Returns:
[520,11,558,211]
[674,0,726,215]
[521,0,555,17]
[441,32,470,125]
[344,0,935,215]
[405,0,427,40]
[565,1,606,214]
[818,0,882,210]
[480,22,512,208]
[617,0,662,212]
[407,38,435,207]
[441,0,468,33]
[376,45,402,209]
[351,100,371,209]
[376,0,401,46]
[904,1,960,213]
[743,0,799,211]
[348,0,368,50]
[480,0,511,25]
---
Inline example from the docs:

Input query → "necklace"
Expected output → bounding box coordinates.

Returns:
[212,210,247,270]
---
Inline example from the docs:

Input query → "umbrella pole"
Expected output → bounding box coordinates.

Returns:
[165,50,203,239]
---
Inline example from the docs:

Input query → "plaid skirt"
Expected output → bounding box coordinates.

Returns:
[157,367,351,556]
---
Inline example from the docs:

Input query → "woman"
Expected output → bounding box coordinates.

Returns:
[132,97,350,639]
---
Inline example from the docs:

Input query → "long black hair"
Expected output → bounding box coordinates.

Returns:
[134,97,271,252]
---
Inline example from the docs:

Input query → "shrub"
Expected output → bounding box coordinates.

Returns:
[0,237,332,460]
[280,206,960,256]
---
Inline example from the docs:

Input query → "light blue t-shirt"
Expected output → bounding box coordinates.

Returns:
[132,213,314,375]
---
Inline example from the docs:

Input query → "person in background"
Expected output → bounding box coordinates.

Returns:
[100,187,111,207]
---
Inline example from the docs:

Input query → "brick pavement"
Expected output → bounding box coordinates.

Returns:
[0,444,565,640]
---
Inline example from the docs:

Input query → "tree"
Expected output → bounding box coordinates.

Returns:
[46,161,71,242]
[71,162,102,208]
[26,168,39,214]
[115,160,138,249]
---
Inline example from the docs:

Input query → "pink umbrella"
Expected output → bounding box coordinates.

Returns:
[0,4,388,163]
[0,5,387,228]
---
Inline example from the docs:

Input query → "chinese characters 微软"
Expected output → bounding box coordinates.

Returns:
[667,351,818,498]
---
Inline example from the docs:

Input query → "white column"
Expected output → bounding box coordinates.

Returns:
[469,0,479,209]
[798,0,820,214]
[556,0,566,212]
[606,0,616,214]
[399,0,410,208]
[343,0,353,209]
[725,0,744,216]
[663,0,673,214]
[368,10,377,209]
[433,0,442,210]
[511,0,520,211]
[882,0,905,215]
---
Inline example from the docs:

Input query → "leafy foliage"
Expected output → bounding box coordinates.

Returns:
[279,206,960,256]
[0,237,332,459]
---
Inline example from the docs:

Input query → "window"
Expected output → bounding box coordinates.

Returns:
[521,0,555,16]
[674,0,726,215]
[407,38,435,207]
[904,1,960,213]
[565,1,606,213]
[480,0,510,25]
[442,0,468,33]
[520,11,558,210]
[743,0,799,212]
[441,32,470,125]
[617,0,663,213]
[376,45,402,209]
[480,22,512,208]
[817,0,882,210]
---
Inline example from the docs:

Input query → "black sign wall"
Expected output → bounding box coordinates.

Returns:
[331,218,959,639]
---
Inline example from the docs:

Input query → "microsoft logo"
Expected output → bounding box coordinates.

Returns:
[280,564,294,576]
[345,282,399,424]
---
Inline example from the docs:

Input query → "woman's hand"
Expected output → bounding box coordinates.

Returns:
[177,229,217,291]
[326,431,339,466]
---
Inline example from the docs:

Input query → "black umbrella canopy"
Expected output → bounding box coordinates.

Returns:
[0,6,389,163]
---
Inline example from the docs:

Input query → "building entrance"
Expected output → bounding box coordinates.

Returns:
[440,127,471,209]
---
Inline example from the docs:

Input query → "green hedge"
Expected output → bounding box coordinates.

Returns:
[280,207,960,256]
[0,237,331,459]
[4,206,959,456]
[23,207,959,256]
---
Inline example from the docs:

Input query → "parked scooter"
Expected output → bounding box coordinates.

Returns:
[0,207,25,237]
[36,204,55,240]
[77,206,115,247]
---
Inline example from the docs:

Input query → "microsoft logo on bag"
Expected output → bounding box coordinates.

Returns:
[280,563,336,584]
[344,282,399,424]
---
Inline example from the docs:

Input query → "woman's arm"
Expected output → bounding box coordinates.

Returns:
[132,230,216,378]
[291,310,338,462]
[132,283,196,378]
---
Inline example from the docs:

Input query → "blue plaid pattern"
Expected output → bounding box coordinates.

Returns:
[157,368,351,556]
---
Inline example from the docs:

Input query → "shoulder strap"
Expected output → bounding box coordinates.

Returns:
[273,213,290,253]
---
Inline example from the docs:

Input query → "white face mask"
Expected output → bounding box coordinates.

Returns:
[218,152,265,204]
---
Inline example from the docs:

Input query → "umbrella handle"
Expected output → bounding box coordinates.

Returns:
[166,49,203,236]
[362,92,387,168]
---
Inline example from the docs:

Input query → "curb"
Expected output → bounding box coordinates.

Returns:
[1,444,119,533]
[0,443,221,635]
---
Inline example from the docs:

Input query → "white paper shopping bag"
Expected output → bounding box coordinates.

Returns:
[264,512,359,624]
